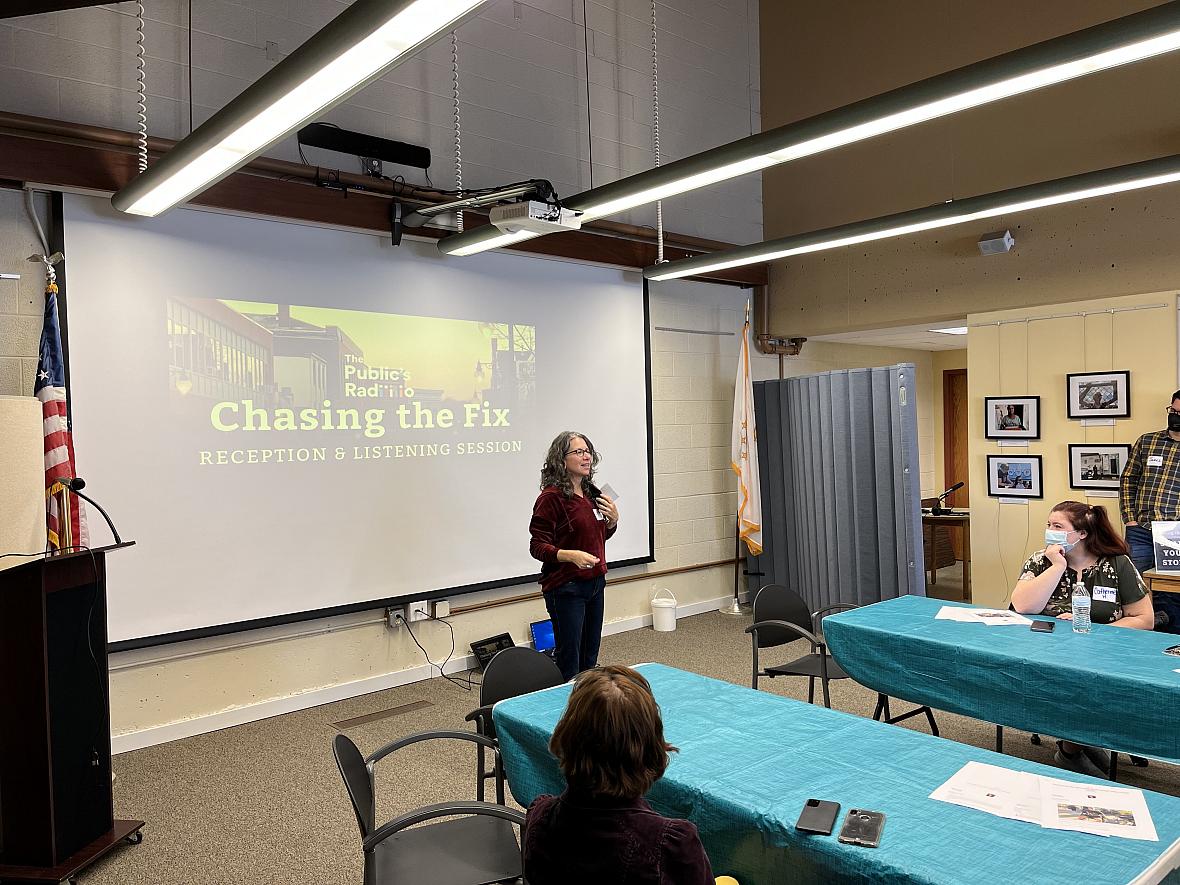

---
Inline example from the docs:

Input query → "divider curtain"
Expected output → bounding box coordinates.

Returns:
[747,364,925,609]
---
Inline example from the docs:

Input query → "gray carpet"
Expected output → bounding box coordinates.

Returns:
[84,609,1179,884]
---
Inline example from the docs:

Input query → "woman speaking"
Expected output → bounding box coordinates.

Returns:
[529,431,619,680]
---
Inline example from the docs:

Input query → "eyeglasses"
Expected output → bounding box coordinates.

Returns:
[565,448,592,458]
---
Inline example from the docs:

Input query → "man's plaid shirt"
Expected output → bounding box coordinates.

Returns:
[1120,430,1180,527]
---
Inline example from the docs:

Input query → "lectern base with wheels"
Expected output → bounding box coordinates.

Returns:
[0,543,144,883]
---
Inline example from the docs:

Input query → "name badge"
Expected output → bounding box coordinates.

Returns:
[1148,455,1164,467]
[1093,585,1118,603]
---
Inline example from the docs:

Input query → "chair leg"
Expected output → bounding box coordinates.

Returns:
[808,677,815,705]
[475,743,485,802]
[996,725,1003,753]
[821,677,831,709]
[1109,753,1119,782]
[924,707,939,737]
[873,694,887,721]
[495,755,506,805]
[751,644,759,690]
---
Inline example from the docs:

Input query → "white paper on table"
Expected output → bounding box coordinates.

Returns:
[930,761,1042,824]
[1040,777,1159,841]
[934,606,1031,626]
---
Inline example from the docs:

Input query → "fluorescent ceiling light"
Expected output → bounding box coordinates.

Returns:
[643,154,1180,281]
[112,0,488,216]
[931,327,969,335]
[439,2,1180,257]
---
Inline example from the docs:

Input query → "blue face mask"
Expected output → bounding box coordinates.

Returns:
[1045,529,1076,552]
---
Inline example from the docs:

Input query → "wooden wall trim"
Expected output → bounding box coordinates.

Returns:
[0,120,766,286]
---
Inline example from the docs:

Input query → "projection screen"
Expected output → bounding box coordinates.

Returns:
[62,195,653,647]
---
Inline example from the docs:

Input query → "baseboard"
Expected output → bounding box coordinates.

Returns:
[110,592,746,755]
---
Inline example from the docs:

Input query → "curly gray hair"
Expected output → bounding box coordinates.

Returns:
[540,430,600,497]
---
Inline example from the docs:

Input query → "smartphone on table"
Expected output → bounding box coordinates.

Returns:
[795,799,840,835]
[1030,620,1056,633]
[838,809,886,847]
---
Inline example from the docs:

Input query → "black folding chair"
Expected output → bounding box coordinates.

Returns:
[745,584,855,708]
[333,730,524,885]
[466,646,563,801]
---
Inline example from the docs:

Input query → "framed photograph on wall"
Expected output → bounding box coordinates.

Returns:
[984,396,1040,440]
[1068,444,1131,490]
[986,454,1044,499]
[1066,371,1131,419]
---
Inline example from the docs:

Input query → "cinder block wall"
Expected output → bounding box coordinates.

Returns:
[0,0,763,244]
[0,189,48,396]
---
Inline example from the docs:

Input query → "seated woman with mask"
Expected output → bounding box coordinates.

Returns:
[522,665,736,885]
[1011,500,1154,775]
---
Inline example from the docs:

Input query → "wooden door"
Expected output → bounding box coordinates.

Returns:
[943,369,968,559]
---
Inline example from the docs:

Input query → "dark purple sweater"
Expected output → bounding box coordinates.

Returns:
[522,792,714,885]
[529,485,617,593]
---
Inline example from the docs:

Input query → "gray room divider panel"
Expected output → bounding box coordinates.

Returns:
[747,364,925,609]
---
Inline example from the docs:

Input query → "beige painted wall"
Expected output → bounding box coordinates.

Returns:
[932,349,968,498]
[966,291,1177,609]
[758,0,1180,337]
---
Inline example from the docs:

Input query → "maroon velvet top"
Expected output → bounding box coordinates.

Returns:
[529,485,617,593]
[522,792,714,885]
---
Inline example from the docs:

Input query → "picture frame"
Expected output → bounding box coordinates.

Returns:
[1068,444,1131,490]
[986,454,1044,499]
[984,396,1040,440]
[1066,371,1131,419]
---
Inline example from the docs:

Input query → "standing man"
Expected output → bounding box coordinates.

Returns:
[1120,389,1180,632]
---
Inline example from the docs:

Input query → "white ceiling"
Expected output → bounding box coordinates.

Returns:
[809,322,970,351]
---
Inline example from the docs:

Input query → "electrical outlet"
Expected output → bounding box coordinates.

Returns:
[408,600,429,622]
[432,599,450,619]
[386,606,407,628]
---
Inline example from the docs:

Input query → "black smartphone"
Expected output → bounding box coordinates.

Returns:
[838,809,885,848]
[1030,620,1056,633]
[795,799,840,835]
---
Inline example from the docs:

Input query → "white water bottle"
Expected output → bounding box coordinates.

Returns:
[1071,582,1092,634]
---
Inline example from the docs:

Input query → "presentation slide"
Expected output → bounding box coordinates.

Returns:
[62,195,652,645]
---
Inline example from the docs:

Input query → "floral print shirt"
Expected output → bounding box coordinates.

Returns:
[1017,551,1147,623]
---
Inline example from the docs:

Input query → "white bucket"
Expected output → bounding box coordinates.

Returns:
[651,587,678,632]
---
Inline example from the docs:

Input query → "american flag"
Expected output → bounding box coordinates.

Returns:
[35,273,87,552]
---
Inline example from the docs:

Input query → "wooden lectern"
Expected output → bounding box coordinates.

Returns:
[0,543,144,883]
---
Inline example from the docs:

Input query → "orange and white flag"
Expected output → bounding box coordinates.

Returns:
[731,302,763,555]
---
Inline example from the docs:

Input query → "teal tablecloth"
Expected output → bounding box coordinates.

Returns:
[492,663,1180,885]
[823,595,1180,763]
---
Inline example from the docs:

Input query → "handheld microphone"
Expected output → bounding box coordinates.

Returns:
[937,481,964,500]
[55,476,122,545]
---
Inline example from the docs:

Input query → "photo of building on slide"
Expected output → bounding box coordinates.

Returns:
[165,297,535,421]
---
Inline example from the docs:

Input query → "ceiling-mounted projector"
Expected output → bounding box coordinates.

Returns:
[489,201,581,234]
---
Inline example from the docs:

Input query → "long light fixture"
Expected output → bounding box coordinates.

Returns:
[438,1,1180,257]
[643,154,1180,281]
[112,0,488,217]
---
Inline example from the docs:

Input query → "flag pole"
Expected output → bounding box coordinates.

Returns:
[719,512,747,615]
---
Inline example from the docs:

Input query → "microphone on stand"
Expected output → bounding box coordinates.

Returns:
[930,481,964,516]
[56,476,123,545]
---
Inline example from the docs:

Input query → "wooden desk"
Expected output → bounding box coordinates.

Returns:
[923,511,970,599]
[1144,568,1180,596]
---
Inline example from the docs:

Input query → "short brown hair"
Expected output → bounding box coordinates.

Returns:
[549,665,676,800]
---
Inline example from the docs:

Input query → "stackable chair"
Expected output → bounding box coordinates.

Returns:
[466,646,563,801]
[745,584,855,708]
[333,730,524,885]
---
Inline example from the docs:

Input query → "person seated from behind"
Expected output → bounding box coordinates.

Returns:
[1011,500,1154,776]
[522,665,719,885]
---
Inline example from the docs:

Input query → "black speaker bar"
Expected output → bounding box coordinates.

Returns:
[297,123,431,170]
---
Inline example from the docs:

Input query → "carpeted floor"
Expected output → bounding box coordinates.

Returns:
[84,608,1179,884]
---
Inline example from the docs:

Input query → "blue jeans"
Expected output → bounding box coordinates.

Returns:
[543,575,605,681]
[1127,525,1180,634]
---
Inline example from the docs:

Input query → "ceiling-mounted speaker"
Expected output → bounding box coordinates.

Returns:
[977,229,1015,255]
